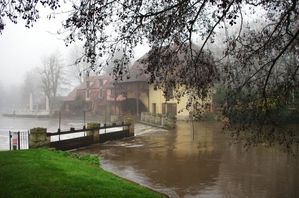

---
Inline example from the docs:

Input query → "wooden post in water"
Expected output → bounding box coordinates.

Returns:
[104,105,107,134]
[58,111,61,141]
[83,111,86,136]
[59,111,61,129]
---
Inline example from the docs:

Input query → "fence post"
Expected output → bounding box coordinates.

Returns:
[87,123,100,143]
[29,128,49,148]
[58,111,61,140]
[124,118,134,136]
[83,111,86,136]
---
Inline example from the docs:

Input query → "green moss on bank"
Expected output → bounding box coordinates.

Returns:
[0,149,165,198]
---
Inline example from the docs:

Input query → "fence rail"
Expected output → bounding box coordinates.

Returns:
[50,136,94,151]
[5,121,133,151]
[47,122,133,150]
[47,122,130,136]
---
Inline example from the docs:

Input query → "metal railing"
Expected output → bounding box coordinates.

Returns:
[9,131,29,150]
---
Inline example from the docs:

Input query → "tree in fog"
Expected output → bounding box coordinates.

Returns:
[40,53,65,112]
[1,0,297,101]
[67,45,89,85]
[0,0,298,150]
[1,85,22,112]
[21,68,43,110]
[104,45,132,79]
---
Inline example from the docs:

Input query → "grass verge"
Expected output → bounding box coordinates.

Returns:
[0,149,165,198]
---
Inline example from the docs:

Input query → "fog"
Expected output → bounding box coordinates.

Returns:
[0,5,149,113]
[0,2,277,116]
[0,11,69,85]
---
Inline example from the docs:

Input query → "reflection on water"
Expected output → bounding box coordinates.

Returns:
[77,121,299,198]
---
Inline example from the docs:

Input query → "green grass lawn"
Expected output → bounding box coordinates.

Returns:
[0,149,165,198]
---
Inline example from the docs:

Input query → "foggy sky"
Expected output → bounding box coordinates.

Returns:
[0,4,149,89]
[0,3,259,88]
[0,8,71,87]
[0,19,148,88]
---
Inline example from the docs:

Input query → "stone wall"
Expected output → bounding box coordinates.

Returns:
[29,128,50,148]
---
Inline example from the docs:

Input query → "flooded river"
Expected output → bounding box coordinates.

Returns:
[76,121,299,198]
[0,116,298,197]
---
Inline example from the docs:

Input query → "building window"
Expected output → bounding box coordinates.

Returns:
[162,103,177,115]
[162,103,166,114]
[152,103,156,114]
[165,88,174,101]
[168,103,177,114]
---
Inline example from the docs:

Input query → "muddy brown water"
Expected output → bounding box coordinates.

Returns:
[75,121,299,198]
[0,115,297,197]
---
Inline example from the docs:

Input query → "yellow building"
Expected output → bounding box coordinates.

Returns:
[127,43,213,120]
[148,85,212,120]
[148,85,188,120]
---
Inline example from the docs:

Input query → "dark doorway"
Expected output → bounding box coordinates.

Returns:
[121,98,147,115]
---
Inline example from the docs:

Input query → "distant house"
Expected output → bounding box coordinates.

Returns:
[114,62,150,117]
[63,75,126,115]
[63,44,214,120]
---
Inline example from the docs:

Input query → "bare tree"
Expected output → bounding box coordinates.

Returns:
[67,44,89,85]
[1,85,23,113]
[40,53,65,112]
[21,67,43,110]
[1,1,297,101]
[104,45,131,77]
